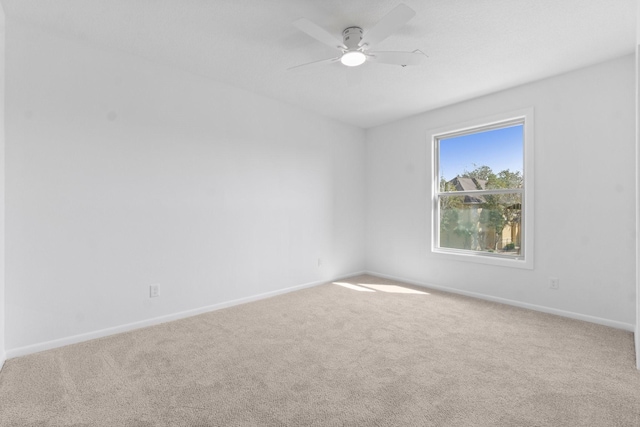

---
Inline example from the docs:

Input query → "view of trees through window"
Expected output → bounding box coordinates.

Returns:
[437,123,524,257]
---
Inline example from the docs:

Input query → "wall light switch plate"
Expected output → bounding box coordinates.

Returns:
[150,284,160,298]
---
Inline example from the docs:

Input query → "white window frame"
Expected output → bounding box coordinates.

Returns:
[430,108,534,269]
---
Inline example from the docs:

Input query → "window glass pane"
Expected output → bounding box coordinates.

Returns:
[439,124,523,192]
[439,193,522,256]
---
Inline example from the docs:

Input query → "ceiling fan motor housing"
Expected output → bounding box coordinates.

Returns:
[342,27,363,50]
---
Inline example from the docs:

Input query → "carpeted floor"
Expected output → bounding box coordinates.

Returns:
[1,274,639,426]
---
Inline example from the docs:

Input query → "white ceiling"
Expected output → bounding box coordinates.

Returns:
[2,0,637,128]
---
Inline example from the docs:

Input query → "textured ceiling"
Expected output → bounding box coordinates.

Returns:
[2,0,637,128]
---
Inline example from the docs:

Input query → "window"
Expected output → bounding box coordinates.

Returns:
[431,109,533,268]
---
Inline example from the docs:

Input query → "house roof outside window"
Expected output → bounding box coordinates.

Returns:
[448,176,487,204]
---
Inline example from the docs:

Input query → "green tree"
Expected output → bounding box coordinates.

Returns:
[490,169,522,248]
[479,198,506,249]
[462,164,496,182]
[439,177,463,247]
[490,169,523,190]
[461,166,523,250]
[455,219,478,250]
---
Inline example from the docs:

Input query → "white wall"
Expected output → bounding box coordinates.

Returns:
[0,3,5,371]
[5,21,365,353]
[635,0,640,370]
[366,54,636,329]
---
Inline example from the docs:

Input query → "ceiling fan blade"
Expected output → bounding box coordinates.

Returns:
[293,18,346,49]
[287,56,341,71]
[367,51,425,66]
[361,3,416,47]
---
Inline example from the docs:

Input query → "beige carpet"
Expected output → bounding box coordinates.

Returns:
[1,274,639,426]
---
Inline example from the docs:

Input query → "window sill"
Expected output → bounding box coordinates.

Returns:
[430,248,533,269]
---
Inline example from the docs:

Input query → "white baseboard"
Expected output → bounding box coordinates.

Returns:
[366,270,635,332]
[0,352,5,372]
[6,272,361,360]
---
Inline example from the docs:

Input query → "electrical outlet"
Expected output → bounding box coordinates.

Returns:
[549,277,559,290]
[149,284,160,298]
[317,258,322,267]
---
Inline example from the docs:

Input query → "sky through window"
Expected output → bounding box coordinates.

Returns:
[439,124,523,181]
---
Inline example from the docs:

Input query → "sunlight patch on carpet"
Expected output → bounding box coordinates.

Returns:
[333,282,376,292]
[333,281,429,295]
[359,283,429,294]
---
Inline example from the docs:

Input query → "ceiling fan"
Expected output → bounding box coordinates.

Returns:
[289,3,425,70]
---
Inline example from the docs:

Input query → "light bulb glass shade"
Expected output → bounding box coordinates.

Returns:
[340,51,366,67]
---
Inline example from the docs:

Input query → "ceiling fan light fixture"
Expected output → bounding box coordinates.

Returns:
[341,51,366,67]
